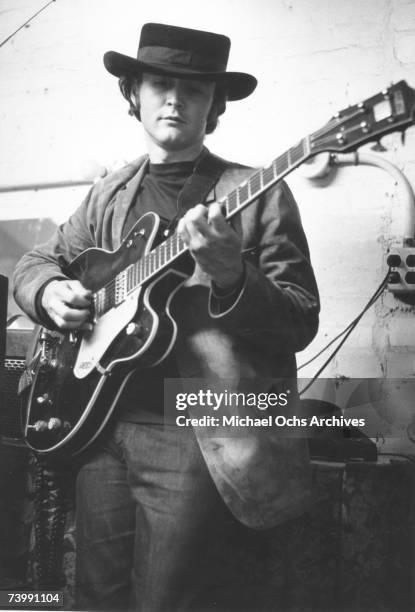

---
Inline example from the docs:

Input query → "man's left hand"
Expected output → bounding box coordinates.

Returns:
[177,202,244,291]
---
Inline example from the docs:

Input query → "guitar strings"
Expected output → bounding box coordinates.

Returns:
[93,230,187,316]
[310,107,367,142]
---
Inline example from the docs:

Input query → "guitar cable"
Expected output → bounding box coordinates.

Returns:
[298,269,390,396]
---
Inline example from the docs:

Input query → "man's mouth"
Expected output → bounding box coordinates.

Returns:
[162,115,186,123]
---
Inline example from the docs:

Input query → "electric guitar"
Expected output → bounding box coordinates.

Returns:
[20,80,415,455]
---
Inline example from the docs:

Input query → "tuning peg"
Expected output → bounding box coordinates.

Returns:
[371,140,387,152]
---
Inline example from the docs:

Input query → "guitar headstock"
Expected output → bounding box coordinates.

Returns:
[310,80,415,154]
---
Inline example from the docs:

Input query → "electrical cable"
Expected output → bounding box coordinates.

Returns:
[298,317,363,371]
[0,0,56,49]
[298,271,389,371]
[299,270,390,396]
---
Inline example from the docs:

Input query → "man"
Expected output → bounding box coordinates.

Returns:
[13,23,319,611]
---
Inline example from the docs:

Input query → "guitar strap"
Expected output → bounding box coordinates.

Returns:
[168,150,228,233]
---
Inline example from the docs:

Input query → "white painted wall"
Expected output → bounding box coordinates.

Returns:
[1,0,415,437]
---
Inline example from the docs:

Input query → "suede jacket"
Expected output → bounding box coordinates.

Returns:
[13,150,320,529]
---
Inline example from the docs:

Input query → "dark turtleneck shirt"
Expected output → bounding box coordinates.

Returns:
[117,160,196,423]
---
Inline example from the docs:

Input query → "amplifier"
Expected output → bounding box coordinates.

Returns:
[0,328,33,443]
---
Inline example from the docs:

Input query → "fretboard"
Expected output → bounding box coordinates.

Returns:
[93,136,311,318]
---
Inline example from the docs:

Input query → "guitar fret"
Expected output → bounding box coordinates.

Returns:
[227,190,238,214]
[249,172,261,195]
[289,139,305,165]
[275,154,288,175]
[172,234,178,257]
[94,290,102,317]
[131,265,135,291]
[127,266,133,292]
[99,290,105,314]
[263,164,275,185]
[238,182,249,204]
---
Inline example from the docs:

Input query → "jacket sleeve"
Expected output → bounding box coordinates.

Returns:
[12,187,96,325]
[209,180,320,354]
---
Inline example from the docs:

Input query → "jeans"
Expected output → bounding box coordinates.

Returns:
[75,421,273,612]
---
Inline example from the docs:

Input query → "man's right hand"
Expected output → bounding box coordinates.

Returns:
[41,279,93,330]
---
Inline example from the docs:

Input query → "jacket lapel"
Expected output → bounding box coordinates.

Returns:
[111,156,149,248]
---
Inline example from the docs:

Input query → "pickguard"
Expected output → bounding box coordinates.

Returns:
[74,289,140,378]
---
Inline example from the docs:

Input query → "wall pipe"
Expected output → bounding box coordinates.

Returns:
[300,151,415,238]
[0,179,94,194]
[1,155,414,238]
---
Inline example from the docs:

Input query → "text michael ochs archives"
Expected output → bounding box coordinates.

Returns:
[171,389,366,429]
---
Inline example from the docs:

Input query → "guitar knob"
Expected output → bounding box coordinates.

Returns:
[36,393,51,405]
[47,418,62,431]
[29,420,48,432]
[39,358,58,372]
[126,322,143,337]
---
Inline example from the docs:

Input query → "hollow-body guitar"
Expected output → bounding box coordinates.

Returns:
[21,81,415,455]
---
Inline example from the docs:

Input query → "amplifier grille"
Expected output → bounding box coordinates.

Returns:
[4,358,26,374]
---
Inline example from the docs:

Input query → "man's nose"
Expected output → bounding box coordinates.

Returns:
[166,81,185,107]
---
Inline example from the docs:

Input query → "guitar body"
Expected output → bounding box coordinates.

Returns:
[22,212,193,455]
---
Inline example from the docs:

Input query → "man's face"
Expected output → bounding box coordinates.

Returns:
[135,73,216,153]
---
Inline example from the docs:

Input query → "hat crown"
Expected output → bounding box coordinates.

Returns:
[138,23,230,72]
[103,23,257,101]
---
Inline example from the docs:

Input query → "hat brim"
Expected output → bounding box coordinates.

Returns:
[103,51,257,101]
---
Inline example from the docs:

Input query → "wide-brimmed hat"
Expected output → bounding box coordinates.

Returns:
[103,23,257,101]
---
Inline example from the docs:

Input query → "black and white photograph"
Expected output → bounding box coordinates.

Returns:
[0,1,415,611]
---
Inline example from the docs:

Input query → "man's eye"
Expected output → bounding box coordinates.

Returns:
[187,85,204,95]
[153,78,169,87]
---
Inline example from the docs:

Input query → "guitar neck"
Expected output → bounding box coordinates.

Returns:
[145,136,311,272]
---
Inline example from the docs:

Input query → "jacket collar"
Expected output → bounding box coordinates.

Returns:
[111,147,224,247]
